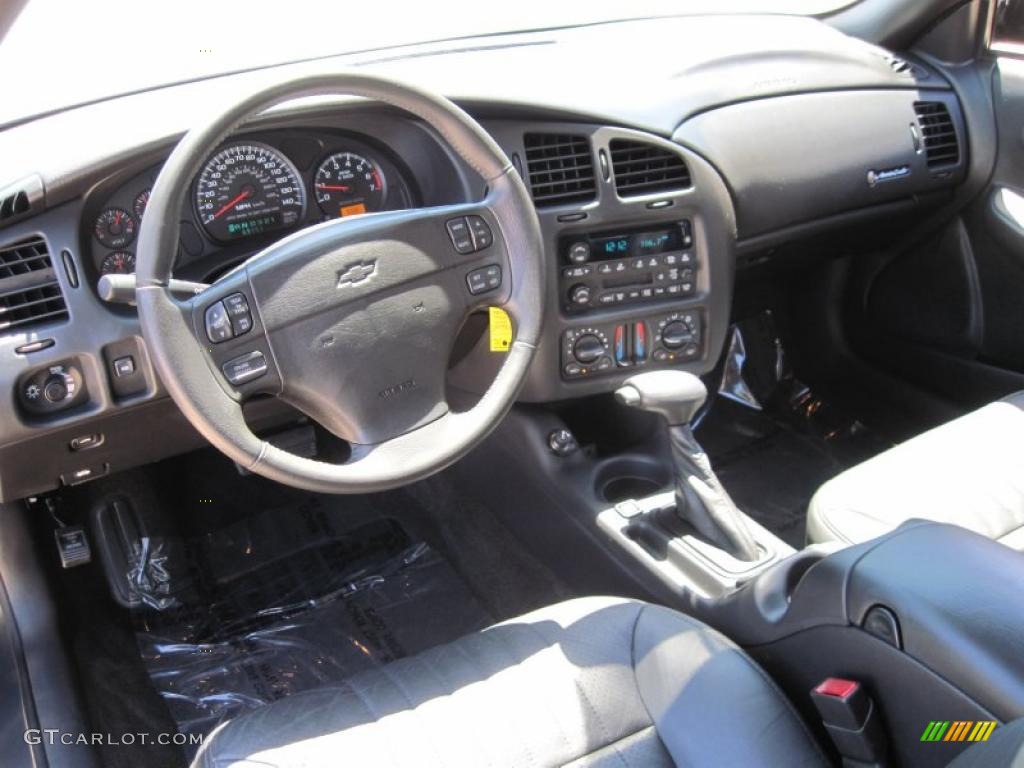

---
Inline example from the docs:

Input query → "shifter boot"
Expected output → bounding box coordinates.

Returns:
[616,370,761,561]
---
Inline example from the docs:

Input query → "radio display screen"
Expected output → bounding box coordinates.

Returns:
[591,228,682,259]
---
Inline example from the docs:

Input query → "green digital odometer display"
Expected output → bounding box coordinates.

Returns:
[194,142,306,242]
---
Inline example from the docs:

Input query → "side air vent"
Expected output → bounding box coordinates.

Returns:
[610,139,692,197]
[0,238,68,332]
[0,175,44,228]
[914,102,960,168]
[523,133,596,206]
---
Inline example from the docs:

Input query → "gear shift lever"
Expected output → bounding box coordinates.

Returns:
[615,370,761,562]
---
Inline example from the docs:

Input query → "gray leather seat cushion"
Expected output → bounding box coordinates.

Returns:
[192,596,827,768]
[807,391,1024,549]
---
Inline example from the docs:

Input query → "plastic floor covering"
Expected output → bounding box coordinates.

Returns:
[129,503,492,748]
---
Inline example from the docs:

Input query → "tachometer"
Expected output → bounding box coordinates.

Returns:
[194,142,306,241]
[314,152,386,218]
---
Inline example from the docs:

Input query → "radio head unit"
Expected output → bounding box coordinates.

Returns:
[560,221,698,312]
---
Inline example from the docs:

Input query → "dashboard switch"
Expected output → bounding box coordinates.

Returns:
[446,217,474,254]
[634,322,648,362]
[43,374,70,403]
[112,356,135,378]
[222,351,268,386]
[614,324,629,367]
[205,300,233,343]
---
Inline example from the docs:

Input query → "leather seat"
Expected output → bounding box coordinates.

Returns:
[192,596,828,767]
[807,392,1024,549]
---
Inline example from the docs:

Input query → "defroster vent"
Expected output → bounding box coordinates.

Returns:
[523,133,596,206]
[0,238,68,332]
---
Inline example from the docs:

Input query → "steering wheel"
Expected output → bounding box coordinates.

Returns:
[135,73,544,493]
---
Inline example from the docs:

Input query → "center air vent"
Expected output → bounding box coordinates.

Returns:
[0,238,68,332]
[610,139,692,197]
[523,133,596,207]
[914,102,960,168]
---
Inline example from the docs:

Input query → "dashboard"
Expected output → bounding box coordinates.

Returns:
[86,128,417,286]
[0,12,981,502]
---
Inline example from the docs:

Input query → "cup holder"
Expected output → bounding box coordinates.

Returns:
[596,457,671,504]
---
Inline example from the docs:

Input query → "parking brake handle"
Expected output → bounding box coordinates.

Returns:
[616,370,761,561]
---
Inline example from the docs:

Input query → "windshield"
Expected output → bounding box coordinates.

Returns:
[1,0,848,126]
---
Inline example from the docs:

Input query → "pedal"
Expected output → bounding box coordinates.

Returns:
[55,525,91,568]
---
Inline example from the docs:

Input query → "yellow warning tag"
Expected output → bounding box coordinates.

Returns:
[488,307,512,352]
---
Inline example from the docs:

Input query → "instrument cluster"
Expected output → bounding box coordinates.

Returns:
[87,129,414,282]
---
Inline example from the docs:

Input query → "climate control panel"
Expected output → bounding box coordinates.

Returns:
[561,310,703,380]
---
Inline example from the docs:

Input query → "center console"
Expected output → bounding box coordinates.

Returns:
[457,121,737,404]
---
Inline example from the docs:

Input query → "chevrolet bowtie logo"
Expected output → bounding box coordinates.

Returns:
[337,260,376,288]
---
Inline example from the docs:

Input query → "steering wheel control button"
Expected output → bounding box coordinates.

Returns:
[223,293,253,336]
[446,217,474,254]
[466,216,493,250]
[112,356,136,378]
[205,300,233,343]
[222,351,268,385]
[568,242,590,263]
[466,264,502,295]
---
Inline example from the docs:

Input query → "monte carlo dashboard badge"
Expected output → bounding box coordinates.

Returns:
[336,260,377,288]
[866,165,911,187]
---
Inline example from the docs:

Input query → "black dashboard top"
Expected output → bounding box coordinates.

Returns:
[0,14,943,206]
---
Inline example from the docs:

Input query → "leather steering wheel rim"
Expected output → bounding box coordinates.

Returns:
[136,72,544,493]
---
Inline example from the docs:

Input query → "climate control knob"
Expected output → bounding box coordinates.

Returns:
[569,284,591,306]
[573,334,605,364]
[660,320,694,350]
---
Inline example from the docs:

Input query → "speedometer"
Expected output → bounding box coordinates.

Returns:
[194,142,306,241]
